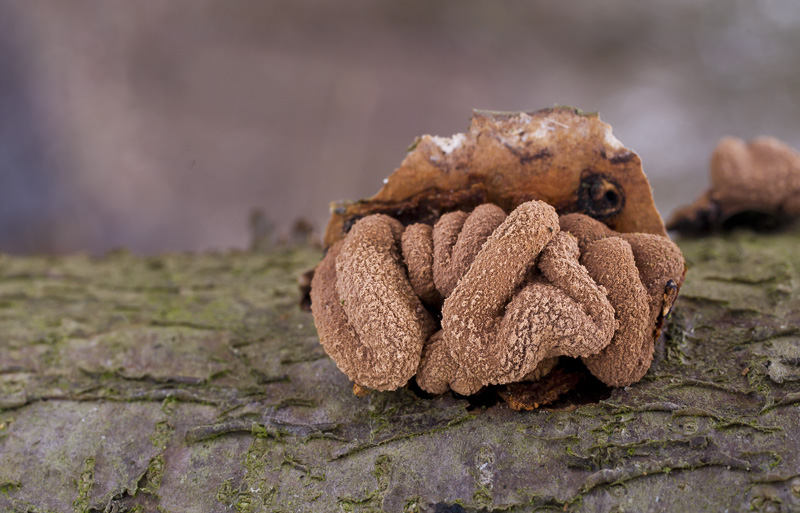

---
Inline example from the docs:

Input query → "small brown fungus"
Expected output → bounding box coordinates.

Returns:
[560,214,686,341]
[432,203,507,299]
[310,215,436,391]
[416,206,684,394]
[309,107,686,401]
[667,136,800,234]
[400,223,440,307]
[430,202,617,394]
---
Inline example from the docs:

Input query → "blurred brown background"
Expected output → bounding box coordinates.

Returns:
[0,1,798,254]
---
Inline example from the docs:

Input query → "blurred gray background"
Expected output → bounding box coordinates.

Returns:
[0,1,798,254]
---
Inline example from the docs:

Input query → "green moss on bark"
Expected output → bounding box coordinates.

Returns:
[1,229,800,512]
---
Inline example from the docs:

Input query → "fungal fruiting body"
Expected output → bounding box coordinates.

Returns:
[668,136,800,234]
[311,201,684,395]
[311,215,435,391]
[310,107,686,396]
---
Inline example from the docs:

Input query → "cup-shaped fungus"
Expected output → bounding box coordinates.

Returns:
[310,107,686,398]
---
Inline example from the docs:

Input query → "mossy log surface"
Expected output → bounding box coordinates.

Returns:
[2,228,800,513]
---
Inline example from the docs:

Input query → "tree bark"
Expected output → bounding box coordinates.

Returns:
[1,228,800,512]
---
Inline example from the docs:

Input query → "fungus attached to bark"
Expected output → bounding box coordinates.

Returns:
[310,215,436,391]
[430,203,616,395]
[560,213,686,342]
[311,203,684,395]
[415,206,684,394]
[667,136,800,234]
[309,107,686,402]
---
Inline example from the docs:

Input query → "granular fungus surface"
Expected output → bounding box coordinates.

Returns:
[310,108,686,403]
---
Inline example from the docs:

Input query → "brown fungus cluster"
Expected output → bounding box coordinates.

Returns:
[668,136,800,234]
[310,107,686,398]
[311,203,683,394]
